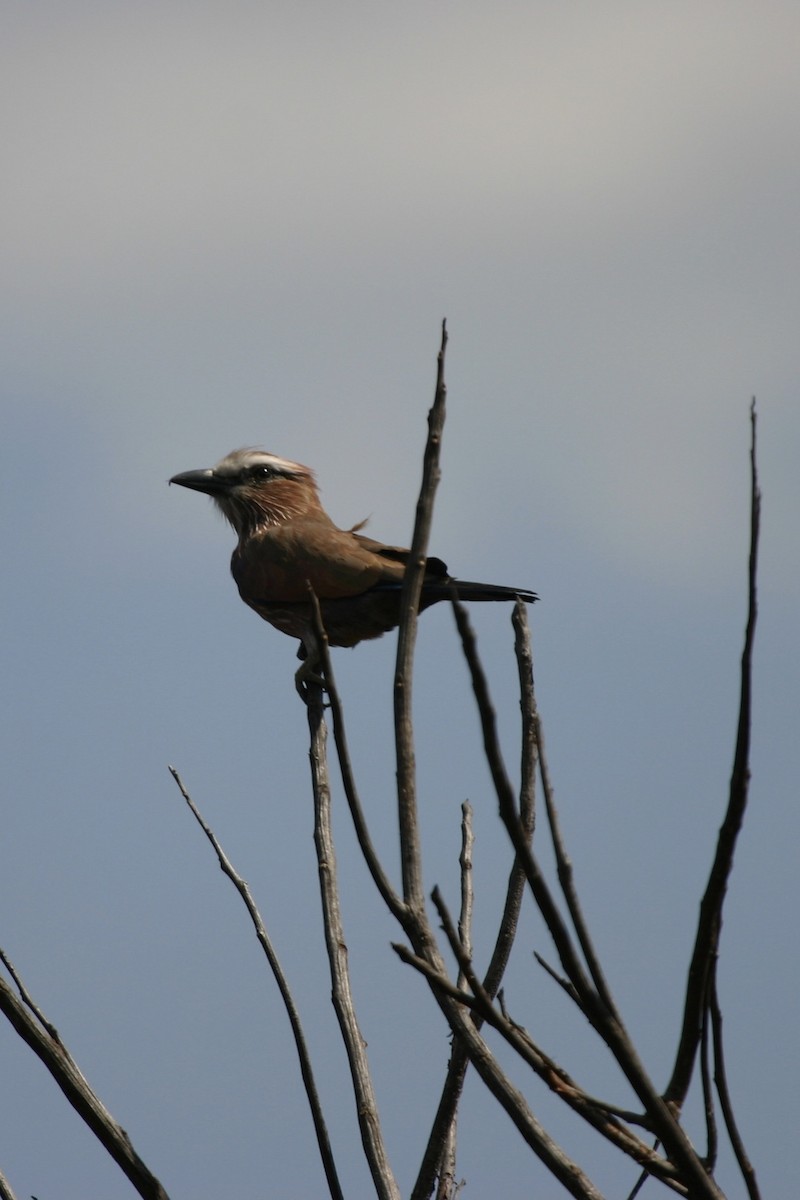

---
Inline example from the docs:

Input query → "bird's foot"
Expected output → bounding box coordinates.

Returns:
[295,655,327,703]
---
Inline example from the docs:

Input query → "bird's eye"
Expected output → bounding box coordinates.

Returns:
[250,465,273,480]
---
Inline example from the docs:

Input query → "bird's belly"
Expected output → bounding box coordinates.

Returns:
[244,592,406,648]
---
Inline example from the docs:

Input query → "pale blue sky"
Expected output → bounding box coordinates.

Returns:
[2,4,798,1197]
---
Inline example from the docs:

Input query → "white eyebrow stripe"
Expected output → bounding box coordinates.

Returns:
[212,448,311,478]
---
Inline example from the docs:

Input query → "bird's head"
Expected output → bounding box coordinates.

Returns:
[170,448,320,536]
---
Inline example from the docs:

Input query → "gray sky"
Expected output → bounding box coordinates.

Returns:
[2,4,798,1197]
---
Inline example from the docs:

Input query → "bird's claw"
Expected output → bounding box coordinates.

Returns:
[295,657,327,702]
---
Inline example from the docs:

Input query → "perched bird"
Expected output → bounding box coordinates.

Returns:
[170,448,536,685]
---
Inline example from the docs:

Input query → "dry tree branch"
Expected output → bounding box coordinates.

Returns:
[709,969,760,1200]
[304,682,401,1200]
[0,953,169,1200]
[512,600,539,837]
[0,947,61,1041]
[393,941,677,1198]
[456,801,475,990]
[355,328,603,1198]
[426,891,688,1191]
[413,613,538,1200]
[412,856,533,1200]
[453,604,725,1198]
[700,996,718,1171]
[296,340,755,1199]
[305,517,482,1200]
[166,767,345,1200]
[303,586,489,1200]
[520,616,619,1019]
[394,319,449,910]
[451,600,599,1007]
[412,981,681,1193]
[0,1165,20,1200]
[306,331,457,1196]
[433,803,474,1200]
[665,401,760,1112]
[308,592,405,922]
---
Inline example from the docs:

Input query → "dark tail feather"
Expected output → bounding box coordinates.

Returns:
[422,580,538,605]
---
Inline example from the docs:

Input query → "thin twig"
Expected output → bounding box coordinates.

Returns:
[305,686,401,1200]
[395,320,448,910]
[624,1153,662,1200]
[523,618,622,1020]
[520,604,618,1027]
[307,590,405,921]
[514,607,621,1018]
[167,766,345,1200]
[456,801,474,990]
[700,986,718,1171]
[433,803,474,1200]
[533,951,581,1004]
[451,599,597,1004]
[0,947,61,1042]
[512,601,538,839]
[665,401,760,1108]
[710,968,760,1199]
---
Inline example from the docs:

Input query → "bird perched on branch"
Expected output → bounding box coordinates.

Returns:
[170,448,536,686]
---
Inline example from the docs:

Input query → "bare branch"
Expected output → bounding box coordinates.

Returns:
[665,402,760,1108]
[395,320,448,909]
[413,856,534,1199]
[453,604,725,1198]
[511,600,538,837]
[308,590,406,921]
[451,599,597,1004]
[393,849,607,1197]
[429,890,687,1185]
[524,638,621,1020]
[394,942,684,1195]
[0,957,169,1200]
[533,951,581,1005]
[456,801,475,988]
[710,968,761,1200]
[432,802,474,1200]
[624,1157,661,1200]
[0,1165,20,1200]
[167,766,345,1200]
[305,686,401,1200]
[413,612,537,1200]
[700,989,718,1171]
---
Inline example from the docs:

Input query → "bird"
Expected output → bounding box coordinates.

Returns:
[170,448,537,688]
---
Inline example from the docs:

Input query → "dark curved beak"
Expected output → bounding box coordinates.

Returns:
[169,468,229,496]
